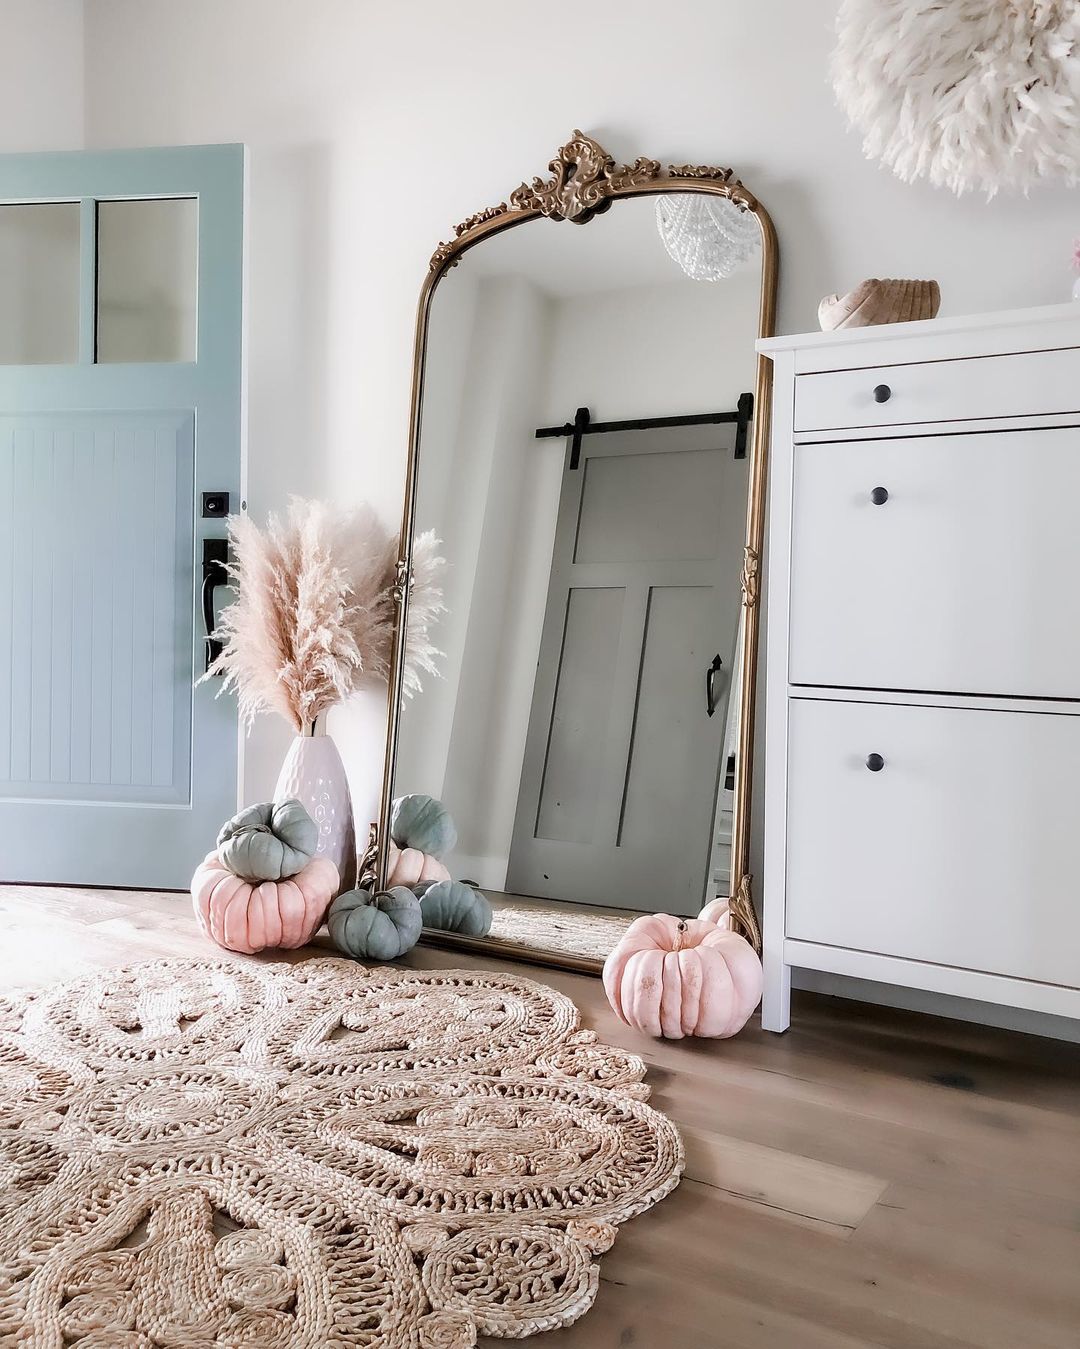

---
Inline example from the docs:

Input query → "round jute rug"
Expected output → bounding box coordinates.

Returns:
[0,956,683,1347]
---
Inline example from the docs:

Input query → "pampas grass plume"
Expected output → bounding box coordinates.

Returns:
[206,499,444,732]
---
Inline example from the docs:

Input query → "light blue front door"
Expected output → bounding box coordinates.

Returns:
[0,145,244,887]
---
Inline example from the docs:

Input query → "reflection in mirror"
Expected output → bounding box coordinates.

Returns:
[394,193,761,963]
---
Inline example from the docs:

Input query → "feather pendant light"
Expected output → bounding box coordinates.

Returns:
[832,0,1080,196]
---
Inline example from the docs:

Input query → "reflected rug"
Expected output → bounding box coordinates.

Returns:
[0,956,683,1347]
[485,894,636,963]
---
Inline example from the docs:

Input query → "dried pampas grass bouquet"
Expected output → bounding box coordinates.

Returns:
[202,499,446,895]
[832,0,1080,196]
[207,499,445,733]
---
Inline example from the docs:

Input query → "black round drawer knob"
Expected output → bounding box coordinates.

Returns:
[870,486,889,505]
[865,753,885,772]
[873,383,892,403]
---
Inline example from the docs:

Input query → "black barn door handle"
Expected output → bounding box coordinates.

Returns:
[706,654,724,717]
[201,538,229,673]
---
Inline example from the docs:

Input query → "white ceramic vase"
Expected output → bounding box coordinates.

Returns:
[273,726,356,893]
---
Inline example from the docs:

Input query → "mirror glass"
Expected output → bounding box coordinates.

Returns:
[393,193,762,962]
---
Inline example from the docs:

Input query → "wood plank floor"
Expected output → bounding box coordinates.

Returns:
[3,884,1080,1349]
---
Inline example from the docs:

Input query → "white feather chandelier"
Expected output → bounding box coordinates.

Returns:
[832,0,1080,196]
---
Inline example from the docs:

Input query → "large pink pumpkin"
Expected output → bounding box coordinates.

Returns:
[385,842,450,889]
[191,850,339,954]
[603,914,763,1039]
[697,898,732,929]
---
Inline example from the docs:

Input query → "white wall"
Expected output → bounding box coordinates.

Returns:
[540,267,760,425]
[0,0,1062,1028]
[0,0,83,153]
[79,0,1080,821]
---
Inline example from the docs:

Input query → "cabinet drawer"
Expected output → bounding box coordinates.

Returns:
[794,347,1080,434]
[785,698,1080,988]
[789,429,1080,698]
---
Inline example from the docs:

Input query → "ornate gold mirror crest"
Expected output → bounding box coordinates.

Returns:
[370,131,778,971]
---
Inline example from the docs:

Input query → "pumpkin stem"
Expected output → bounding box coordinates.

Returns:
[673,919,688,952]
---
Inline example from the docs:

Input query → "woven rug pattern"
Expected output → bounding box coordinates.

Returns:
[0,957,683,1347]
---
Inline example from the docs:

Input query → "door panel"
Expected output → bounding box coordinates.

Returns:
[535,586,626,844]
[620,585,714,852]
[789,430,1080,697]
[575,447,724,563]
[0,144,244,887]
[509,421,747,912]
[0,415,193,802]
[786,697,1080,989]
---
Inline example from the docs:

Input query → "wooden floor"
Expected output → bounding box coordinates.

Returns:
[3,884,1080,1349]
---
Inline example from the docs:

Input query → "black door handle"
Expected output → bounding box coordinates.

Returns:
[201,538,229,674]
[873,383,892,403]
[706,654,724,717]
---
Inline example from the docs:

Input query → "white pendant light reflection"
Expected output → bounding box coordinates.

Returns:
[655,193,760,282]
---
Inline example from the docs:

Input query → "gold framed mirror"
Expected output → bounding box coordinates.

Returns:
[369,131,778,974]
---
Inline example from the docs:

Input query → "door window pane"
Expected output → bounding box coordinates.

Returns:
[0,203,80,365]
[96,198,197,363]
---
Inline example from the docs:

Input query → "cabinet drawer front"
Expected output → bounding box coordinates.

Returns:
[786,698,1080,988]
[794,347,1080,434]
[789,430,1080,698]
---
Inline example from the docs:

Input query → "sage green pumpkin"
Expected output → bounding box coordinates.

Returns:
[418,880,493,937]
[216,798,318,882]
[390,794,457,860]
[328,886,422,961]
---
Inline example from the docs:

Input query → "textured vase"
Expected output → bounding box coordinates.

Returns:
[273,729,356,893]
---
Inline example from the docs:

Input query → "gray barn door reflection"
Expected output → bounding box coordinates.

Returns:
[507,418,748,913]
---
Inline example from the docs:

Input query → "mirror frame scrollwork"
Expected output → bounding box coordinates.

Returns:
[367,131,778,972]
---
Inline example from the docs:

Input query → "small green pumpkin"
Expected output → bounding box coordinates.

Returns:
[328,886,423,961]
[216,798,318,882]
[418,880,493,937]
[390,794,457,860]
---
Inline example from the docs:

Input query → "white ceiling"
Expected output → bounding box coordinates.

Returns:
[454,194,761,298]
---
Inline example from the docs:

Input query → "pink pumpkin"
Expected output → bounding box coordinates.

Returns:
[603,913,763,1039]
[386,841,450,889]
[191,850,339,954]
[697,898,732,929]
